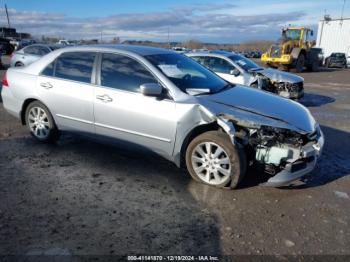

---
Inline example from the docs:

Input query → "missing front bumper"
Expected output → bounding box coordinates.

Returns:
[261,130,324,187]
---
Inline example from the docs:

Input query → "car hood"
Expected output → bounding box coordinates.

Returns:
[255,68,304,84]
[198,85,316,133]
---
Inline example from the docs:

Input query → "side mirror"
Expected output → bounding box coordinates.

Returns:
[140,83,163,96]
[230,69,240,77]
[311,30,314,36]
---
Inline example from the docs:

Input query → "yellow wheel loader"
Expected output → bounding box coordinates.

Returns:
[261,27,322,72]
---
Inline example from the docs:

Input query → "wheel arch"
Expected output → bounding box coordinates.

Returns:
[178,122,222,168]
[20,98,52,125]
[15,61,24,67]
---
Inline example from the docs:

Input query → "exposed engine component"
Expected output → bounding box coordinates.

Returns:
[246,126,309,174]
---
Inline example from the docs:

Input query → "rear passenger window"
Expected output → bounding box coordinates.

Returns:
[55,52,96,83]
[24,46,41,56]
[101,53,157,93]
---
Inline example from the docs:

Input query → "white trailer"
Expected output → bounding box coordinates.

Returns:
[316,18,350,63]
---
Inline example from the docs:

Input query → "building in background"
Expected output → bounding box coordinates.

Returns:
[316,17,350,59]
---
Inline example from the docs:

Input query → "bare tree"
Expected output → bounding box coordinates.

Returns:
[183,39,203,49]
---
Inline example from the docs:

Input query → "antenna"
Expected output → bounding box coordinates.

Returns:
[5,4,10,28]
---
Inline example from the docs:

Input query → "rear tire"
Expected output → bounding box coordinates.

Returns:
[25,101,59,143]
[185,131,246,189]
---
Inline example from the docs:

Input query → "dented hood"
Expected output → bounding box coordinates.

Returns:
[256,68,304,83]
[198,85,316,133]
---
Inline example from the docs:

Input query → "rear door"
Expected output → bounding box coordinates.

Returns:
[93,53,177,156]
[37,51,96,133]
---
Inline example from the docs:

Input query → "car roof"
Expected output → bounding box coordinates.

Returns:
[24,43,60,48]
[187,50,238,58]
[55,44,176,56]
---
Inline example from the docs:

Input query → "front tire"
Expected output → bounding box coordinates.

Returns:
[25,101,59,143]
[295,54,305,73]
[185,131,246,189]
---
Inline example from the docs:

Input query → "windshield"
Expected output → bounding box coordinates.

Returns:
[331,53,345,58]
[145,53,230,95]
[283,29,301,41]
[229,54,261,71]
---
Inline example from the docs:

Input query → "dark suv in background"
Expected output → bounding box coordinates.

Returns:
[325,52,347,68]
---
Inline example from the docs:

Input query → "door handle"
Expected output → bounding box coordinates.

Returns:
[96,94,113,102]
[40,82,53,89]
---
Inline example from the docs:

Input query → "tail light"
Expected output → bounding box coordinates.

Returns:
[2,71,8,87]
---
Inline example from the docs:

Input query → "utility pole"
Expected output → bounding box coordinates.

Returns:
[341,0,346,20]
[167,27,170,49]
[5,4,10,28]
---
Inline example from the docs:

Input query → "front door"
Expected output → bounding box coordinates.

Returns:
[208,57,245,85]
[94,53,177,156]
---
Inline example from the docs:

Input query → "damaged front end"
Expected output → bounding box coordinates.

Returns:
[250,125,324,186]
[217,114,324,187]
[249,70,304,99]
[193,84,323,187]
[273,81,304,99]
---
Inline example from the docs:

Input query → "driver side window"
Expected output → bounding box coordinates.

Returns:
[207,57,235,74]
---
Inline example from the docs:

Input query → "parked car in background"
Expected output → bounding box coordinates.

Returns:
[325,52,347,68]
[187,50,304,99]
[250,51,262,58]
[171,46,189,53]
[0,37,14,55]
[57,40,76,46]
[16,39,36,50]
[10,44,63,67]
[1,45,324,189]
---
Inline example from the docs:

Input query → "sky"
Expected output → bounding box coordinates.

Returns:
[0,0,349,43]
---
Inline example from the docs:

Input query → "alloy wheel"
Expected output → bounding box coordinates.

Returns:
[27,107,50,139]
[191,142,232,185]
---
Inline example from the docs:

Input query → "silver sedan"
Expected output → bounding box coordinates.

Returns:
[187,51,305,99]
[1,45,324,188]
[10,44,63,67]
